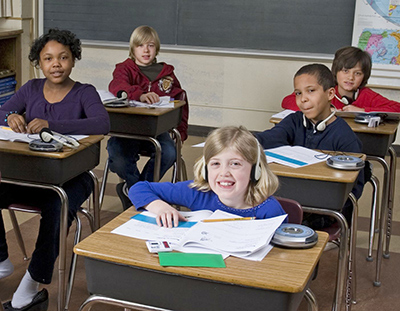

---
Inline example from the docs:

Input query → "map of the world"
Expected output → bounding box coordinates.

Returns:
[354,1,400,65]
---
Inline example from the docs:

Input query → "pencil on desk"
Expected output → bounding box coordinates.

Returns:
[202,217,255,223]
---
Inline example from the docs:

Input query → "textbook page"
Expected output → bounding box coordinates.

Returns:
[176,212,287,258]
[97,90,117,103]
[264,145,327,168]
[0,127,87,144]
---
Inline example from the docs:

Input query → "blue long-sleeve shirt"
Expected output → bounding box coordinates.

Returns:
[129,180,287,220]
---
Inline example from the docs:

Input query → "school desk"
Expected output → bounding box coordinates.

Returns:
[269,115,399,287]
[74,208,328,311]
[100,102,185,205]
[0,135,103,311]
[269,156,363,311]
[340,117,398,287]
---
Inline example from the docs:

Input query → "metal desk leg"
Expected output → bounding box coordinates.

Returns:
[302,207,349,311]
[79,294,171,311]
[170,128,182,183]
[347,193,358,308]
[367,175,380,262]
[87,170,100,230]
[107,133,162,182]
[367,156,390,287]
[305,288,319,311]
[99,158,110,209]
[384,146,397,258]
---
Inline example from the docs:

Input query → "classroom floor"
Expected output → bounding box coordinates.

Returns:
[1,135,400,311]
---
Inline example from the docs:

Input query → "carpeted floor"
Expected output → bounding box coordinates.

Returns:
[1,136,400,310]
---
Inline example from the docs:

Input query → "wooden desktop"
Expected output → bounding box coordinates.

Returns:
[75,208,328,311]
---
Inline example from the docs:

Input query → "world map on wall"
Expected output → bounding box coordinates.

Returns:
[355,1,400,65]
[357,28,400,65]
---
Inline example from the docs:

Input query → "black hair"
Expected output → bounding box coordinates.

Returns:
[331,46,372,88]
[294,63,335,91]
[29,28,82,67]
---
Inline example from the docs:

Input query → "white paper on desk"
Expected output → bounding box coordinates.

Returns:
[271,109,296,120]
[0,127,87,144]
[110,210,217,247]
[97,90,117,103]
[176,211,286,258]
[192,142,205,148]
[129,96,173,108]
[264,146,327,168]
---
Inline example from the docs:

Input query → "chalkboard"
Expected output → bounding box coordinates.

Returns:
[44,0,356,54]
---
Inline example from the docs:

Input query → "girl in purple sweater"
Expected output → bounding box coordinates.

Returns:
[0,29,109,311]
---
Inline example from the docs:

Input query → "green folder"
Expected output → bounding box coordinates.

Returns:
[158,253,226,268]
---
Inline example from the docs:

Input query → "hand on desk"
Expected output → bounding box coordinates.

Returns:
[342,105,365,112]
[7,114,49,134]
[26,118,49,134]
[7,114,27,133]
[140,92,160,104]
[145,199,187,228]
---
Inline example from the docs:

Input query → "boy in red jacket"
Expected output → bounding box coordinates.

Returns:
[108,25,189,209]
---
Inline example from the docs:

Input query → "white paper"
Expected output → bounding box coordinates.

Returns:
[112,210,286,261]
[271,109,296,120]
[176,212,287,257]
[192,142,205,148]
[0,127,87,144]
[264,145,328,168]
[97,90,117,103]
[129,96,173,108]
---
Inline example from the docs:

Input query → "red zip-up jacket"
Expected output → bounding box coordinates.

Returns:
[109,58,189,141]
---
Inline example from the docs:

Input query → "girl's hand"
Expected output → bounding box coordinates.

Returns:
[145,200,187,228]
[7,114,27,133]
[26,118,49,134]
[342,105,365,112]
[140,92,160,104]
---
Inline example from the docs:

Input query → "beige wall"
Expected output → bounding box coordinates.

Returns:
[2,0,400,142]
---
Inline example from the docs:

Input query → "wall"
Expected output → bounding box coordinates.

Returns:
[70,43,331,133]
[2,0,400,143]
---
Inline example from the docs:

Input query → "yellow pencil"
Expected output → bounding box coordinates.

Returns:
[1,126,12,131]
[202,217,255,223]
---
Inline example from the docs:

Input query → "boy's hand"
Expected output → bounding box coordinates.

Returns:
[342,105,365,112]
[145,200,187,228]
[7,114,27,133]
[26,118,49,134]
[140,92,160,104]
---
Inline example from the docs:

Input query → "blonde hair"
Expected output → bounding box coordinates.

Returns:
[191,126,279,206]
[128,25,160,63]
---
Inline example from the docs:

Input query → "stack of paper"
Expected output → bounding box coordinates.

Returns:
[111,210,286,261]
[0,127,87,144]
[129,96,173,108]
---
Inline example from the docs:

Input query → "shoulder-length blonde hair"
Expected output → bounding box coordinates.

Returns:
[128,25,160,63]
[191,126,279,206]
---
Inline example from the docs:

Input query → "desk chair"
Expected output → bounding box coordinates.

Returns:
[4,172,98,311]
[99,129,187,208]
[275,197,318,311]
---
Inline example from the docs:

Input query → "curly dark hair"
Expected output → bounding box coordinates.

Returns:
[29,28,82,67]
